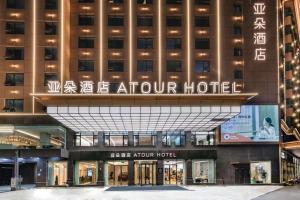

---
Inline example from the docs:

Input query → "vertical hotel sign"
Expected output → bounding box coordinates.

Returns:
[253,1,267,61]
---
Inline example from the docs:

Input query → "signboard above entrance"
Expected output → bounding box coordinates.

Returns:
[47,81,242,95]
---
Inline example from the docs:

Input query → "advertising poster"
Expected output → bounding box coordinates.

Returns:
[221,105,279,143]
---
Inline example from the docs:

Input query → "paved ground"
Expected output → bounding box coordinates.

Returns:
[254,185,300,200]
[0,185,282,200]
[0,184,35,193]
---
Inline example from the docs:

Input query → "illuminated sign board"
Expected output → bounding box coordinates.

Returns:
[221,105,279,143]
[253,1,267,61]
[47,81,241,94]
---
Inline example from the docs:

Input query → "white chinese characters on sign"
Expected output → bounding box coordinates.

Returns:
[253,1,267,61]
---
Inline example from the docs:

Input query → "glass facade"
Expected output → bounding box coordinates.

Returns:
[133,132,156,146]
[75,161,98,185]
[192,160,215,184]
[104,132,128,147]
[48,161,67,186]
[164,160,185,185]
[250,161,271,184]
[162,132,185,147]
[134,160,157,185]
[105,161,128,186]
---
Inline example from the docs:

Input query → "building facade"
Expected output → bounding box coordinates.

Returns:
[0,0,281,187]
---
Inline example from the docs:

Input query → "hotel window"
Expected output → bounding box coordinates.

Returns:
[5,99,24,112]
[109,0,124,4]
[166,38,182,49]
[195,0,210,5]
[78,60,95,72]
[166,0,183,4]
[137,0,153,4]
[162,131,186,147]
[44,73,58,86]
[195,38,210,49]
[75,132,98,147]
[6,0,25,9]
[44,48,57,60]
[137,38,153,49]
[5,73,24,86]
[167,60,182,72]
[234,69,243,79]
[234,48,243,56]
[104,132,128,147]
[108,60,124,72]
[191,132,215,146]
[78,37,95,48]
[108,38,124,49]
[195,16,209,27]
[6,22,24,34]
[195,61,210,73]
[79,0,94,3]
[5,47,24,60]
[79,15,94,26]
[233,26,242,35]
[45,0,57,10]
[233,3,242,13]
[137,60,153,72]
[137,16,153,26]
[192,160,215,183]
[166,16,181,27]
[108,16,124,26]
[45,22,57,35]
[133,132,157,146]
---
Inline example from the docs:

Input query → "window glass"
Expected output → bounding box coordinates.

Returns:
[166,16,181,27]
[75,132,98,147]
[250,161,271,184]
[5,73,24,86]
[104,132,128,147]
[234,69,243,79]
[195,38,210,49]
[133,132,156,146]
[195,61,210,73]
[44,48,57,60]
[5,99,24,112]
[137,0,153,4]
[78,60,95,71]
[7,0,25,9]
[167,60,182,72]
[44,73,58,86]
[6,22,24,34]
[137,38,153,49]
[45,22,57,35]
[79,15,95,26]
[166,38,181,49]
[137,60,153,72]
[79,0,94,3]
[192,160,215,183]
[5,48,24,60]
[195,0,210,5]
[137,16,153,26]
[234,48,243,56]
[166,0,183,4]
[45,0,57,9]
[108,16,124,26]
[195,16,209,27]
[108,38,124,49]
[78,37,95,48]
[108,61,124,72]
[162,131,185,147]
[192,132,214,146]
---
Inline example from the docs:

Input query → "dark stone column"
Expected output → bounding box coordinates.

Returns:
[185,131,192,148]
[97,160,104,186]
[98,132,104,149]
[128,160,135,185]
[157,160,164,185]
[67,159,74,186]
[157,131,162,149]
[186,159,193,185]
[36,158,47,187]
[128,131,134,147]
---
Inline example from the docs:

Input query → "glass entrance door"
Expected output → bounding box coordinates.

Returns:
[134,161,157,185]
[164,160,184,185]
[107,161,128,186]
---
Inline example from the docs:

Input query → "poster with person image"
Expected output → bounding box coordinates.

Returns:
[221,105,279,143]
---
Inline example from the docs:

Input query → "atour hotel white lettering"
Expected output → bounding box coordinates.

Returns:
[47,81,241,94]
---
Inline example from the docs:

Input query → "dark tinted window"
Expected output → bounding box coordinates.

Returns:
[166,0,183,4]
[137,16,153,26]
[166,16,181,27]
[5,48,24,60]
[195,38,210,49]
[137,60,153,72]
[7,0,25,9]
[137,38,153,49]
[234,69,243,79]
[44,48,57,60]
[5,73,24,86]
[44,73,58,86]
[195,0,210,5]
[234,48,243,56]
[195,61,210,73]
[108,38,124,49]
[233,3,242,13]
[166,38,181,49]
[108,61,124,72]
[137,0,152,4]
[5,99,24,112]
[45,22,57,35]
[79,0,94,3]
[233,26,242,35]
[78,37,94,48]
[78,60,95,71]
[108,16,124,26]
[45,0,57,9]
[79,15,94,26]
[195,16,209,27]
[109,0,123,4]
[6,22,24,34]
[167,60,182,72]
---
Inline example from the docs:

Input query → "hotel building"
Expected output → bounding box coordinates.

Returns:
[0,0,281,187]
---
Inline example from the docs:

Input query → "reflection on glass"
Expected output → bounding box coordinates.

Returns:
[164,160,184,185]
[192,160,215,183]
[192,132,215,146]
[48,161,67,186]
[106,161,128,186]
[76,161,97,185]
[104,132,128,146]
[134,160,157,185]
[133,132,156,146]
[162,131,185,147]
[75,132,98,147]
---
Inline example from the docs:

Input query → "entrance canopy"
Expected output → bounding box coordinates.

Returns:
[47,105,240,132]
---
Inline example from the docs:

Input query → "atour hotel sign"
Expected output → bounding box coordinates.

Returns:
[47,81,241,95]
